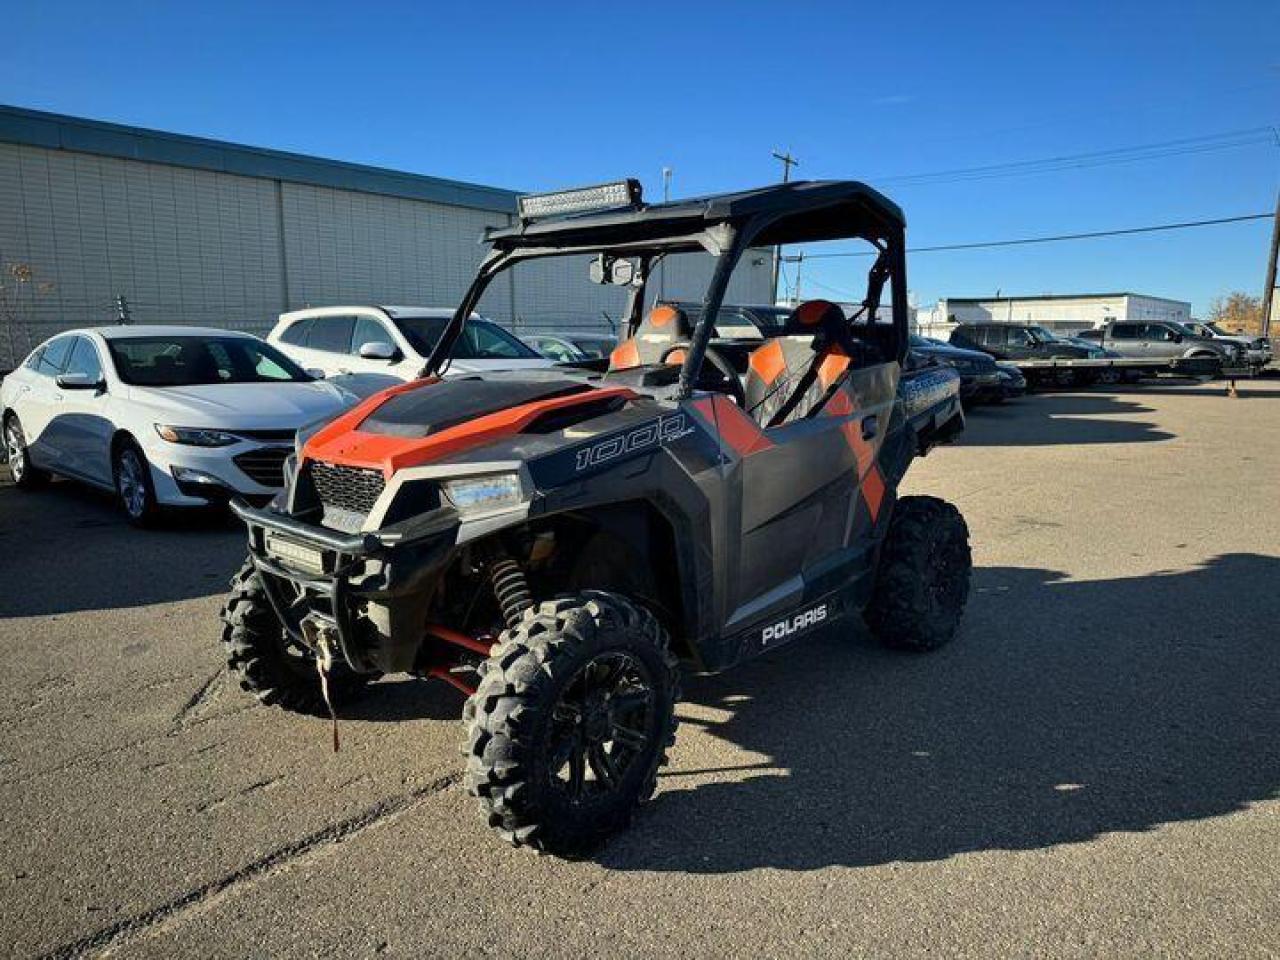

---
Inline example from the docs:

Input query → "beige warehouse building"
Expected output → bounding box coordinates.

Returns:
[0,105,770,369]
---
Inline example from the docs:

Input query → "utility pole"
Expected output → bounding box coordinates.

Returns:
[780,252,805,306]
[770,150,800,304]
[1261,181,1279,338]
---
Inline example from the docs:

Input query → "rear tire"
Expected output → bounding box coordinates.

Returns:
[4,414,49,490]
[220,558,375,715]
[865,495,971,651]
[464,591,680,855]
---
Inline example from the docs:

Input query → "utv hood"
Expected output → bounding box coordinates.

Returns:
[300,376,636,475]
[360,378,591,438]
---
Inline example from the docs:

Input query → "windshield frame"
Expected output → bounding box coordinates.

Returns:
[429,185,910,399]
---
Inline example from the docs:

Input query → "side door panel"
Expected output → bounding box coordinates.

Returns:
[726,361,900,629]
[344,316,406,376]
[23,335,76,470]
[58,337,114,485]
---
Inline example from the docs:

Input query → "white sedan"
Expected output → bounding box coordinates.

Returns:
[1,326,358,525]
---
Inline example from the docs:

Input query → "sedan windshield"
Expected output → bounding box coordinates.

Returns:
[107,336,311,387]
[394,317,540,361]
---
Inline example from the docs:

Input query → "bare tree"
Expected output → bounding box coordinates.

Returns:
[1207,291,1263,335]
[0,258,55,371]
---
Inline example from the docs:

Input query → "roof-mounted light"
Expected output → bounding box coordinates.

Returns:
[517,179,643,220]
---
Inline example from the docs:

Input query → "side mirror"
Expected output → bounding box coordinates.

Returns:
[1172,333,1183,343]
[56,372,103,391]
[358,340,400,361]
[305,367,327,380]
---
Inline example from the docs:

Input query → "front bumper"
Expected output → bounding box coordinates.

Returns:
[959,370,1004,400]
[231,499,456,674]
[143,434,292,507]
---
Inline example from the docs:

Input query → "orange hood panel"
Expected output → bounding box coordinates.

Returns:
[302,379,637,477]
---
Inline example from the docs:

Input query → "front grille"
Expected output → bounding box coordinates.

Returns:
[233,447,291,487]
[309,461,386,516]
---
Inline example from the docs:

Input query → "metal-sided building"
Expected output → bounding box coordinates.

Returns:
[914,292,1192,338]
[0,105,771,369]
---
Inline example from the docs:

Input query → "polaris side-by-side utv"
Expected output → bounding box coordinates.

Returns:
[222,179,972,853]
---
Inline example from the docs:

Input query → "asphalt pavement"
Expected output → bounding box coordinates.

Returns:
[1,377,1278,958]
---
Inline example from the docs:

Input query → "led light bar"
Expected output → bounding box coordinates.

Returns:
[518,179,643,220]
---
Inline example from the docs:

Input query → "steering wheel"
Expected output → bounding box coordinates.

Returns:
[660,343,746,407]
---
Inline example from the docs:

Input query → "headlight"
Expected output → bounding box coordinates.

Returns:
[441,473,523,514]
[154,425,240,446]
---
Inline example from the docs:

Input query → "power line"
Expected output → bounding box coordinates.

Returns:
[876,126,1278,186]
[800,212,1273,260]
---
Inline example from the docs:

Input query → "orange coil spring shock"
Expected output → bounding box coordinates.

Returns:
[489,557,533,628]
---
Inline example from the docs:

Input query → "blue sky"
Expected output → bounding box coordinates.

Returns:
[3,0,1277,315]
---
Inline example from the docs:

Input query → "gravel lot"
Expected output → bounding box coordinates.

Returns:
[2,378,1278,958]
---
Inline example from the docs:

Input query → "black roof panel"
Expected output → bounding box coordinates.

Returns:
[488,180,905,252]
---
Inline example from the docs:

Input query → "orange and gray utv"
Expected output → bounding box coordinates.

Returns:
[222,179,971,853]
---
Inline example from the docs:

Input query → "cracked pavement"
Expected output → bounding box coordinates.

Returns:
[2,378,1278,958]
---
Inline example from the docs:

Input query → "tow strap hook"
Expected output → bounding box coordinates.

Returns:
[300,614,342,753]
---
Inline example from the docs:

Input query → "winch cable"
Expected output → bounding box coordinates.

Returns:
[314,637,341,753]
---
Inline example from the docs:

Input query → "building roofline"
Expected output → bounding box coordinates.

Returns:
[0,104,520,214]
[942,292,1189,305]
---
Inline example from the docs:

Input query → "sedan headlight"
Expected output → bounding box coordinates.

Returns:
[441,473,523,515]
[154,424,240,447]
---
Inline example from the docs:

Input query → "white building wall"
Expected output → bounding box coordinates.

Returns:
[0,140,773,366]
[914,293,1191,339]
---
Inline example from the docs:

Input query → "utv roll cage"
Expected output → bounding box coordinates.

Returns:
[424,180,910,393]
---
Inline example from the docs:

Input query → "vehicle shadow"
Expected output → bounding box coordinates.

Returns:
[599,553,1280,873]
[0,477,245,618]
[961,393,1173,445]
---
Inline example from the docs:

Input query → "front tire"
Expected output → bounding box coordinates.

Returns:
[220,558,374,715]
[865,495,972,651]
[4,414,49,490]
[464,592,680,854]
[113,440,160,526]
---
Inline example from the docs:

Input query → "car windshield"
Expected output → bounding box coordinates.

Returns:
[567,337,614,359]
[1027,326,1058,342]
[909,334,932,347]
[394,316,540,361]
[107,336,311,387]
[1205,322,1230,336]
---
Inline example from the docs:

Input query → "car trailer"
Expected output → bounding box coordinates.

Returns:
[1010,355,1223,388]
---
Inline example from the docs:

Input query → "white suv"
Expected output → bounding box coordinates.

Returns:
[267,306,552,383]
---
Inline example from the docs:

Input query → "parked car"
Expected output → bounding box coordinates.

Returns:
[908,334,1003,403]
[1,327,358,524]
[1083,320,1243,374]
[1182,321,1271,370]
[525,332,618,362]
[665,302,796,339]
[949,323,1102,361]
[995,363,1027,400]
[1048,332,1140,382]
[268,306,553,382]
